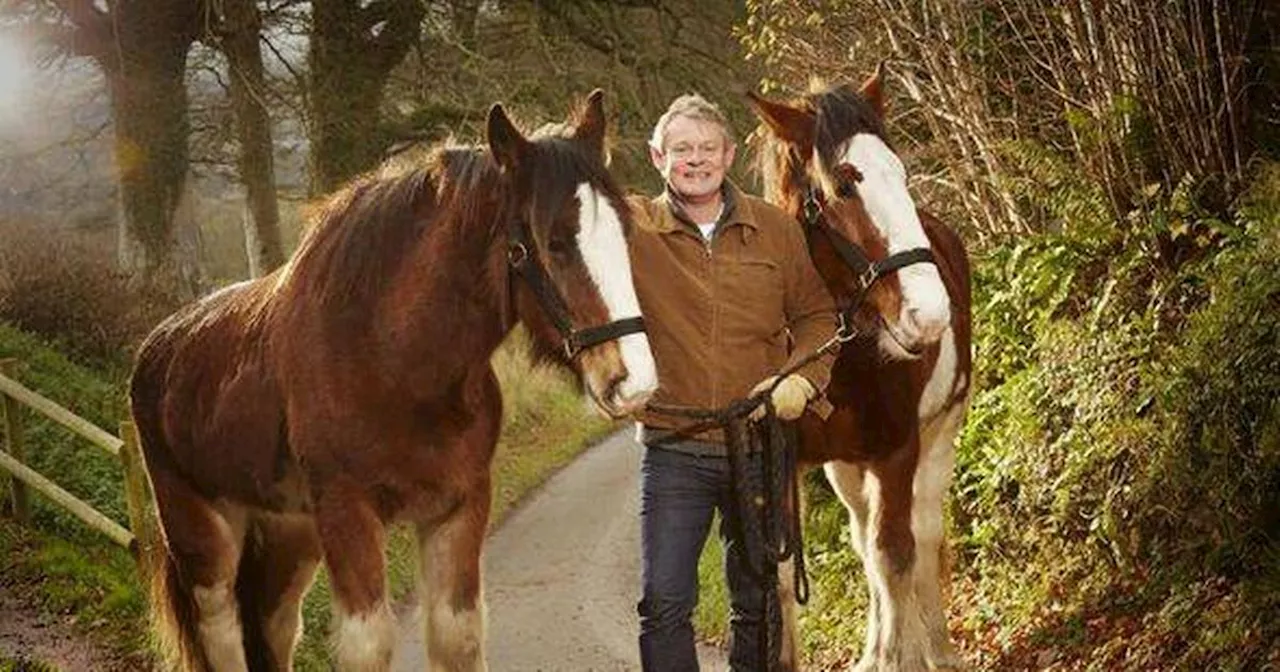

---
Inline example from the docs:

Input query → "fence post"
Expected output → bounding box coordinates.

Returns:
[119,420,160,578]
[0,358,29,522]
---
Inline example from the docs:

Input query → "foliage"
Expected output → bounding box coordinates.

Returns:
[0,219,178,369]
[737,0,1278,243]
[952,165,1279,669]
[391,0,756,193]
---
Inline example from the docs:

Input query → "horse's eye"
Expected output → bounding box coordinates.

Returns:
[834,164,863,199]
[547,237,572,256]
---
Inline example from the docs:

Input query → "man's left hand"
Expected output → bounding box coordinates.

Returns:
[749,374,816,421]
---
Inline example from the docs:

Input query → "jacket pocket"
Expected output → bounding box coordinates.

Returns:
[718,256,786,342]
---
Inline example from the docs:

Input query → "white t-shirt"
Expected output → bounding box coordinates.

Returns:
[697,203,725,240]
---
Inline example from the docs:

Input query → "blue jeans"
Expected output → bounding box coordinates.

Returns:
[638,444,775,671]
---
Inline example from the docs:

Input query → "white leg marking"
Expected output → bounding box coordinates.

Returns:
[418,519,487,672]
[825,461,882,667]
[575,183,657,403]
[912,400,969,669]
[861,468,930,671]
[193,582,249,672]
[333,602,396,672]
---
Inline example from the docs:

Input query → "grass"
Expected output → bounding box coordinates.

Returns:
[0,658,64,672]
[0,323,614,669]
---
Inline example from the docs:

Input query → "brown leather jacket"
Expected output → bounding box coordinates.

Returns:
[628,183,837,444]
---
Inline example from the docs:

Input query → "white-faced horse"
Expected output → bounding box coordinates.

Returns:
[751,67,973,671]
[129,91,657,671]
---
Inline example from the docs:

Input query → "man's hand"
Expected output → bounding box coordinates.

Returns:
[749,374,816,421]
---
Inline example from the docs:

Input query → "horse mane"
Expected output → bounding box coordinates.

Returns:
[755,82,887,207]
[280,111,618,322]
[285,146,500,313]
[809,84,887,172]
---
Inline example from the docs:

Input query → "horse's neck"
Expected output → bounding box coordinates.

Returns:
[380,205,514,385]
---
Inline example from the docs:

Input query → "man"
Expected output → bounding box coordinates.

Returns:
[627,94,837,671]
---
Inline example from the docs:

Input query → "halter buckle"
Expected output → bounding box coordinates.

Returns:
[802,190,822,227]
[835,312,857,343]
[858,265,878,291]
[562,333,581,360]
[507,242,529,267]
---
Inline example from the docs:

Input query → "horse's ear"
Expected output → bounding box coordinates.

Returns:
[858,61,888,120]
[487,103,528,172]
[746,90,815,151]
[574,88,608,160]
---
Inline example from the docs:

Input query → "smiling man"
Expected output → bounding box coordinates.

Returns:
[625,94,837,671]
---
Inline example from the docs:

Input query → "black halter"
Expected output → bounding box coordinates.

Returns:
[507,220,645,359]
[801,185,936,325]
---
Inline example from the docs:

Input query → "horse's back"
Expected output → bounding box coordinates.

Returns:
[131,278,297,509]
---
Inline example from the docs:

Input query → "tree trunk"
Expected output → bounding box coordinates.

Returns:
[97,1,203,299]
[106,29,198,295]
[308,0,425,194]
[221,0,285,276]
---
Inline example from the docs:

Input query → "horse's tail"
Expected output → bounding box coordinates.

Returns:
[235,519,276,671]
[130,342,211,672]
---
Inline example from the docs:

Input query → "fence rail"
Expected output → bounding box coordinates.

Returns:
[0,358,158,563]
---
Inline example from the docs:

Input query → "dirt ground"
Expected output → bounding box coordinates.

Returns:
[0,587,130,671]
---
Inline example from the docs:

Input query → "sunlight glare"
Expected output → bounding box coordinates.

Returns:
[0,34,32,124]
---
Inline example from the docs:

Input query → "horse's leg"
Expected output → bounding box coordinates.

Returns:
[911,403,966,670]
[823,461,881,669]
[150,463,251,671]
[863,443,930,672]
[314,489,396,671]
[415,481,490,672]
[236,513,323,671]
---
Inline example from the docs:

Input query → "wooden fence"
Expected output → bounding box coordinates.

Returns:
[0,358,160,567]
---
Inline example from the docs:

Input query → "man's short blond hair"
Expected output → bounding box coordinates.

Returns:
[648,94,735,151]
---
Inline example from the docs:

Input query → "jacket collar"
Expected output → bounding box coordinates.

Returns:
[652,181,759,236]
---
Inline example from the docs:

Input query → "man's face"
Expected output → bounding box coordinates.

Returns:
[650,115,735,201]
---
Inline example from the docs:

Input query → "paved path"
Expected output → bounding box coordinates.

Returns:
[392,429,727,671]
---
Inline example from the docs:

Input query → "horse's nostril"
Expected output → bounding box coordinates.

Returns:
[603,373,625,407]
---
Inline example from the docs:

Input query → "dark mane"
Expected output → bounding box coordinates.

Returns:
[755,83,888,207]
[522,135,624,228]
[282,121,615,320]
[287,146,500,314]
[808,85,887,170]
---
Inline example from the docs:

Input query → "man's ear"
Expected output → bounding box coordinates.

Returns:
[745,90,815,152]
[487,103,528,172]
[649,144,666,173]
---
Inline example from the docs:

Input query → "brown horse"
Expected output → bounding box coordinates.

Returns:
[129,91,657,671]
[749,67,973,671]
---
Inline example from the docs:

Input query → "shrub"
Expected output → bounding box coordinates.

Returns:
[0,219,177,366]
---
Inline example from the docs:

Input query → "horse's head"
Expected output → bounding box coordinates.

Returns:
[487,90,657,418]
[749,66,951,359]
